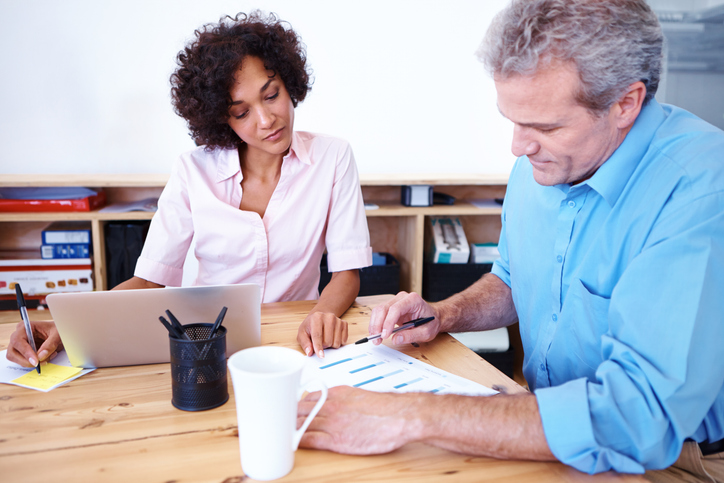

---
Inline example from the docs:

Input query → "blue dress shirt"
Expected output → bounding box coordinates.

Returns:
[491,100,724,474]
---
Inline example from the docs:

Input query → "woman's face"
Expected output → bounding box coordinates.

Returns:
[227,56,295,159]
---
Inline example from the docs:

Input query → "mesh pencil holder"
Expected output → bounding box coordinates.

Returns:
[169,323,229,411]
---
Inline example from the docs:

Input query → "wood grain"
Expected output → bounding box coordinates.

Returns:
[0,296,643,482]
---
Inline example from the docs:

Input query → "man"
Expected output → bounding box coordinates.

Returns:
[298,0,724,479]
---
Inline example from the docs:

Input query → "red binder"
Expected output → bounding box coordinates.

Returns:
[0,191,106,212]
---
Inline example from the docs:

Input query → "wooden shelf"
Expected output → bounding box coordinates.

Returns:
[0,173,507,295]
[0,211,156,222]
[359,173,508,186]
[0,174,169,188]
[366,200,502,217]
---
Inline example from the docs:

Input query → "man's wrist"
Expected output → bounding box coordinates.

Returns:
[431,300,457,333]
[399,392,435,444]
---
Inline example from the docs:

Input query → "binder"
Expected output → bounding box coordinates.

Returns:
[42,221,92,245]
[41,244,91,259]
[104,221,150,289]
[0,190,106,212]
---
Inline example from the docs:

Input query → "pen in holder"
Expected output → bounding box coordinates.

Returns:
[169,323,229,411]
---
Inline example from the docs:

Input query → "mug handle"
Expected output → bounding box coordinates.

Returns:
[293,379,328,450]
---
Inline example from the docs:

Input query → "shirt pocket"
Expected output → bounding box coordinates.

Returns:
[564,278,611,374]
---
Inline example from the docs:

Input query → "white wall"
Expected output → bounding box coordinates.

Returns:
[0,0,515,176]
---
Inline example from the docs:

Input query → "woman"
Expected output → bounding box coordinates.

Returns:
[7,12,371,367]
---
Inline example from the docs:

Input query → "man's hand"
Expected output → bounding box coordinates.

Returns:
[298,385,555,461]
[297,311,348,358]
[298,386,420,454]
[6,321,62,367]
[368,291,441,345]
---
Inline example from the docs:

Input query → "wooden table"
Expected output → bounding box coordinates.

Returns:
[0,296,643,482]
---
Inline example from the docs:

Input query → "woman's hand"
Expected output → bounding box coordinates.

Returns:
[6,320,63,367]
[297,311,348,358]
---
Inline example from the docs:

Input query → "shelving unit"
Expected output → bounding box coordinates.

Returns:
[0,173,508,294]
[658,4,724,72]
[1,175,166,291]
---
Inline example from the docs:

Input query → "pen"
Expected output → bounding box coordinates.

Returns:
[159,316,184,340]
[15,284,40,374]
[355,316,435,344]
[165,309,190,340]
[208,306,228,339]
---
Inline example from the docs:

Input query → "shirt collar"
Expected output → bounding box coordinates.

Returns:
[213,131,311,183]
[585,99,667,206]
[284,131,312,166]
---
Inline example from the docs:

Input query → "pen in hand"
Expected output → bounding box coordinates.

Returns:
[355,316,435,344]
[15,284,40,374]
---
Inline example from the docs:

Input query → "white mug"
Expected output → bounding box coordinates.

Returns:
[227,346,328,481]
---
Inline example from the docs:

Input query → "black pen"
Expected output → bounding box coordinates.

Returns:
[159,316,184,340]
[208,306,228,340]
[165,309,190,340]
[355,316,435,344]
[15,284,40,373]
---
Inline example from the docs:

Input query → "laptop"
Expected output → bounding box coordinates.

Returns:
[46,283,261,368]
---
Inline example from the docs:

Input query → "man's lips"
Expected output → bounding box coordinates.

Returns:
[528,158,551,167]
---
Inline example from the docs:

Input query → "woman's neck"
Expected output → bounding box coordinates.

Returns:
[239,144,285,182]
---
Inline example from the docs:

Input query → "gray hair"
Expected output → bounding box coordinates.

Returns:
[478,0,663,113]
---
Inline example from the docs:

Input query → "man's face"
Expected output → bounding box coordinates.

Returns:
[495,61,623,186]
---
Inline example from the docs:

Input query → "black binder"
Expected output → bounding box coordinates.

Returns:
[104,221,150,289]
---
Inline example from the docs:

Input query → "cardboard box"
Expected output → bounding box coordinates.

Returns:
[427,216,470,263]
[469,243,500,263]
[0,258,94,296]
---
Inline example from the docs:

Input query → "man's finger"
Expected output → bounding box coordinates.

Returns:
[299,430,333,450]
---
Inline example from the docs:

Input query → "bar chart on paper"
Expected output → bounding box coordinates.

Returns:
[305,344,497,396]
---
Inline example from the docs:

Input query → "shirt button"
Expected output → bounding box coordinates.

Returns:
[552,314,558,321]
[556,255,562,263]
[540,363,545,371]
[568,200,576,208]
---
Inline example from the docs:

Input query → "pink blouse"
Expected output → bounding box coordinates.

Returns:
[134,131,372,303]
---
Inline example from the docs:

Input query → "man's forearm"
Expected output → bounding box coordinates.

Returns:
[411,391,555,461]
[300,386,555,462]
[434,272,517,333]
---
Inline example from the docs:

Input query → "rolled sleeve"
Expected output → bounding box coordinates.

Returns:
[538,192,724,474]
[134,158,194,286]
[324,142,372,273]
[134,256,184,286]
[491,203,511,287]
[536,380,645,474]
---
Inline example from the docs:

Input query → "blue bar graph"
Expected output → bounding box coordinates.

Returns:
[430,386,446,393]
[394,377,423,389]
[319,353,368,370]
[354,369,404,387]
[349,361,385,374]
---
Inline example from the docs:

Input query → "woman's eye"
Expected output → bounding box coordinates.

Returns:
[267,92,279,101]
[234,111,249,120]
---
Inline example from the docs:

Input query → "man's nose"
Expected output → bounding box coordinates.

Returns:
[511,126,540,158]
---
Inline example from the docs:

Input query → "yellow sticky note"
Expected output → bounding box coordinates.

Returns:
[12,363,83,390]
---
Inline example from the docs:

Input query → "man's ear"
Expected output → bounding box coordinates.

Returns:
[613,81,647,130]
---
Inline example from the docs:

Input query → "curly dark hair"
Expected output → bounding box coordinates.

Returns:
[170,11,312,149]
